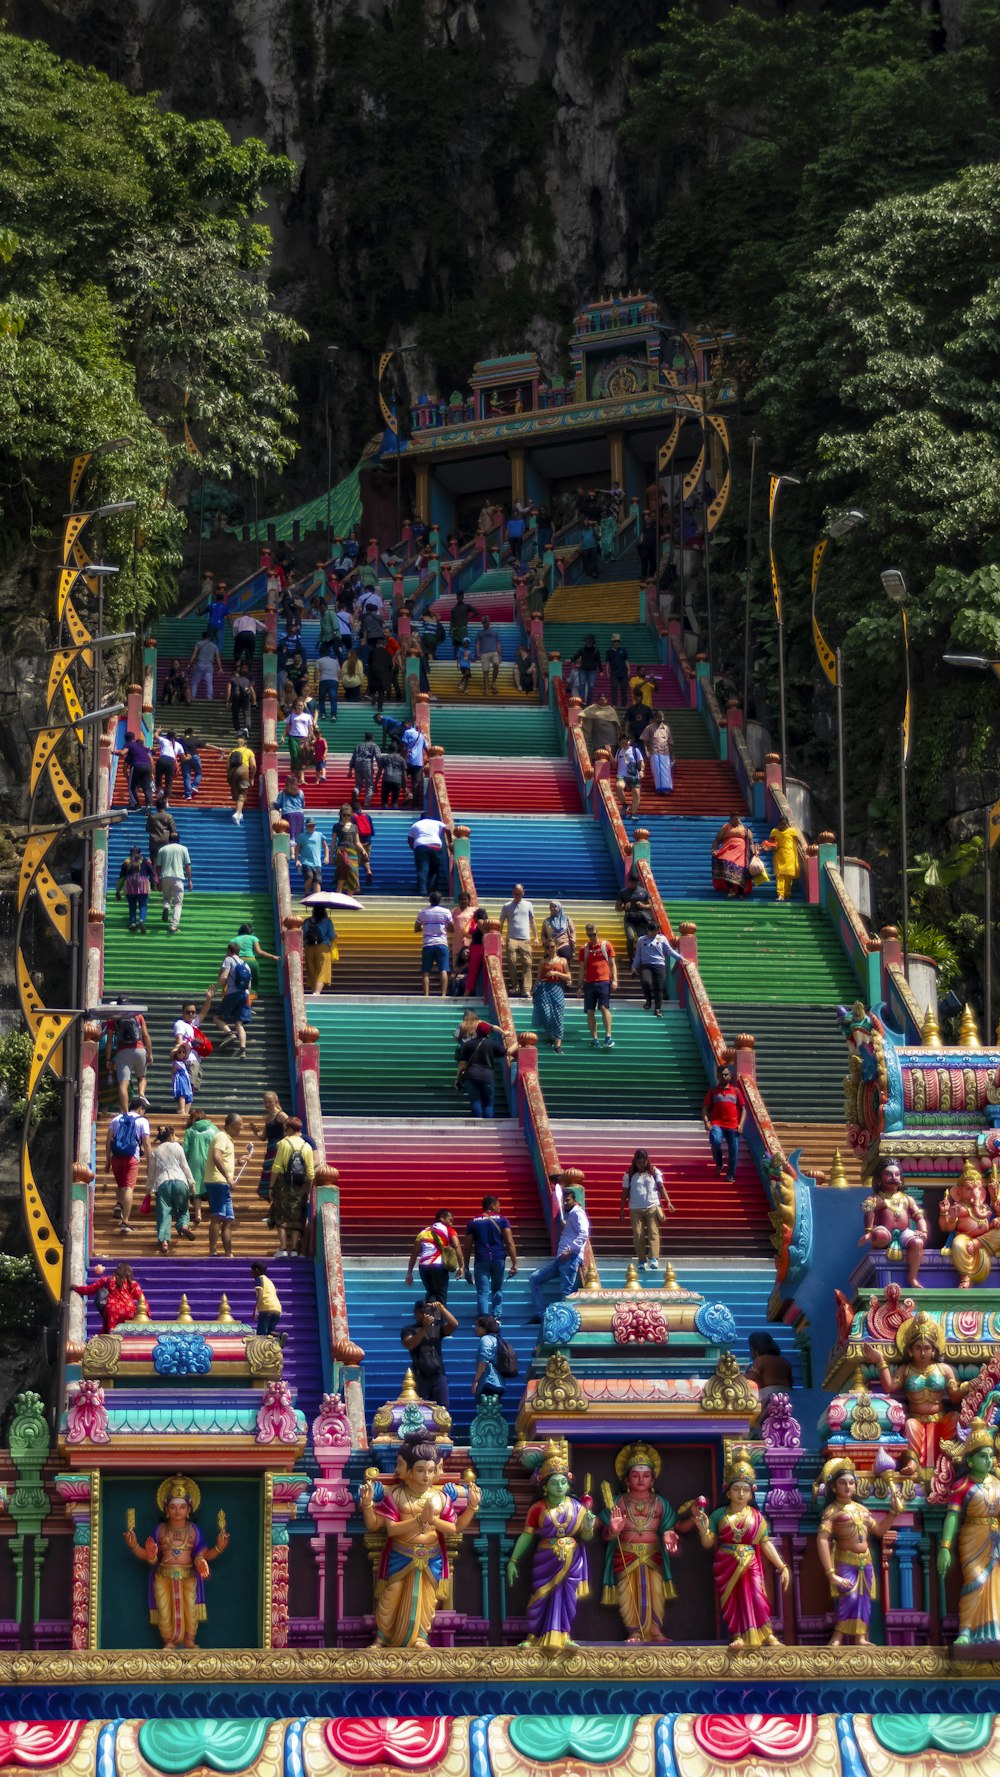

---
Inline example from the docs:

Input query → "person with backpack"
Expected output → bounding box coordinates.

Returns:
[405,1209,464,1303]
[577,923,618,1050]
[348,733,381,807]
[74,1262,147,1333]
[107,1002,153,1114]
[454,1016,511,1120]
[269,1116,314,1256]
[205,943,254,1056]
[472,1314,518,1401]
[183,1107,219,1226]
[227,729,256,826]
[227,667,257,735]
[231,921,280,990]
[463,1194,518,1319]
[376,740,406,808]
[400,1298,457,1410]
[148,1124,197,1254]
[114,845,156,934]
[105,1107,152,1234]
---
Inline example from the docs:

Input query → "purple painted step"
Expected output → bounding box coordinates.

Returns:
[85,1258,324,1422]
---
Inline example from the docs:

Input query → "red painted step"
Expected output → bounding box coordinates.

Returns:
[113,750,260,808]
[441,759,582,814]
[325,1117,550,1253]
[548,1119,772,1259]
[630,760,744,819]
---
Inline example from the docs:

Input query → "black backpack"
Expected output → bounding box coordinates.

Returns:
[287,1142,309,1190]
[116,1016,141,1048]
[496,1336,518,1379]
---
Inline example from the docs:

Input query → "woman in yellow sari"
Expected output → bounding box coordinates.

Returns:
[359,1436,479,1647]
[938,1420,1000,1646]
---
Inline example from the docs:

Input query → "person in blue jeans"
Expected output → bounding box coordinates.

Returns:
[570,635,602,705]
[472,1314,504,1401]
[530,1185,590,1317]
[455,1017,509,1119]
[464,1194,518,1319]
[251,1263,282,1339]
[702,1062,746,1183]
[178,730,202,799]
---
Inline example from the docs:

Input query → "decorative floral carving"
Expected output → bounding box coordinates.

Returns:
[64,1380,109,1446]
[866,1282,915,1342]
[695,1301,738,1347]
[531,1352,588,1415]
[612,1301,669,1345]
[70,1547,89,1650]
[691,1715,817,1761]
[0,1723,85,1768]
[255,1380,300,1444]
[270,1544,289,1648]
[324,1718,453,1769]
[152,1332,212,1376]
[311,1392,351,1450]
[760,1392,801,1449]
[80,1334,121,1379]
[245,1335,283,1380]
[700,1349,756,1415]
[541,1302,581,1346]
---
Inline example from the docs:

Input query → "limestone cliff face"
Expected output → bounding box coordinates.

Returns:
[12,0,664,472]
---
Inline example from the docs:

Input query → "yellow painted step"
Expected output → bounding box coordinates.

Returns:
[543,585,641,623]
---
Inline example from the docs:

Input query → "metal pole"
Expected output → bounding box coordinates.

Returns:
[700,401,714,669]
[742,435,759,723]
[396,438,401,547]
[677,467,686,635]
[986,815,993,1039]
[900,719,909,975]
[195,473,205,598]
[771,494,787,780]
[836,646,846,874]
[325,374,333,559]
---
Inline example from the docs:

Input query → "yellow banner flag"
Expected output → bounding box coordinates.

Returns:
[989,798,1000,850]
[810,539,837,685]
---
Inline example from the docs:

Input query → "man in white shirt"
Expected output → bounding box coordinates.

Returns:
[401,722,429,809]
[231,612,267,669]
[414,892,454,997]
[475,616,502,693]
[408,814,451,896]
[530,1186,590,1316]
[499,883,537,996]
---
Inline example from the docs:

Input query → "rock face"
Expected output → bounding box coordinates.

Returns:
[11,0,665,456]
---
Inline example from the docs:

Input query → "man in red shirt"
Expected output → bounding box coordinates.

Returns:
[577,922,618,1049]
[703,1061,746,1181]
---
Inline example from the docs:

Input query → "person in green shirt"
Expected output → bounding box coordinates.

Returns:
[231,922,280,989]
[182,1110,219,1226]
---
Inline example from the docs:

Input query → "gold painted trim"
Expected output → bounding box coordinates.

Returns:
[88,1468,100,1653]
[262,1470,273,1647]
[1,1645,998,1685]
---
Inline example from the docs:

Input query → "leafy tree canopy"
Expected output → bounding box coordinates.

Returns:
[0,28,303,618]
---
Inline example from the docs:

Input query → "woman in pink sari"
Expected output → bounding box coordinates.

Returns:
[694,1451,790,1648]
[711,813,755,897]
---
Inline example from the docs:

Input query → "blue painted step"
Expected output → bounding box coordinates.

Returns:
[623,817,770,901]
[465,815,619,899]
[108,807,271,893]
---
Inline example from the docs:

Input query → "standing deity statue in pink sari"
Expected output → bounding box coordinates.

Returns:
[693,1447,789,1649]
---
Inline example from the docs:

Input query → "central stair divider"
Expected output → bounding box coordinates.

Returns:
[261,666,366,1443]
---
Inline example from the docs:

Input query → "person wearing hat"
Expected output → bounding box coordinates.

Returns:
[606,634,631,709]
[577,922,618,1049]
[227,729,256,825]
[293,817,329,898]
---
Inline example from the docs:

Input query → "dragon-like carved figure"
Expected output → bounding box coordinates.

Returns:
[838,1002,904,1171]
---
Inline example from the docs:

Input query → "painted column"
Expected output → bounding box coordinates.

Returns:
[468,1393,515,1640]
[414,465,430,523]
[509,447,526,508]
[308,1393,354,1637]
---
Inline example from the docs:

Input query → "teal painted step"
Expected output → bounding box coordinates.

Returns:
[313,996,511,1118]
[430,707,562,757]
[469,568,515,592]
[344,1262,536,1436]
[545,621,658,665]
[466,815,618,899]
[668,902,858,1004]
[108,807,270,892]
[155,611,255,671]
[715,1002,848,1122]
[313,703,409,759]
[103,892,280,995]
[626,817,769,898]
[511,1003,705,1119]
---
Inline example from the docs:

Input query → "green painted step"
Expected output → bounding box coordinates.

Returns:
[544,621,659,664]
[662,711,719,761]
[716,1003,848,1121]
[103,893,280,996]
[511,1003,705,1120]
[313,997,511,1118]
[316,703,409,757]
[667,902,858,1003]
[430,706,562,758]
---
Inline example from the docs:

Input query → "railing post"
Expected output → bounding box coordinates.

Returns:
[815,832,837,909]
[592,746,612,819]
[732,1031,757,1086]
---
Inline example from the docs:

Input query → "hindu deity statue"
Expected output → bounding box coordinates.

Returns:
[507,1439,595,1651]
[693,1447,789,1650]
[599,1441,678,1643]
[859,1157,927,1288]
[865,1312,968,1478]
[941,1161,1000,1287]
[938,1420,1000,1646]
[359,1435,479,1648]
[123,1473,229,1650]
[814,1456,902,1646]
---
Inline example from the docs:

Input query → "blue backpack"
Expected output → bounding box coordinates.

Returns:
[231,958,252,994]
[110,1112,141,1158]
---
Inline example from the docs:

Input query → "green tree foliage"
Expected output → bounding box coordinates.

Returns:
[0,29,303,617]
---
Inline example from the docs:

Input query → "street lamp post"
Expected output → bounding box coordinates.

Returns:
[882,568,911,973]
[325,345,339,560]
[811,510,866,871]
[769,473,801,782]
[742,433,762,724]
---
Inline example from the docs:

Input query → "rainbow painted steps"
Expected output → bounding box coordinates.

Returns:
[312,996,511,1119]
